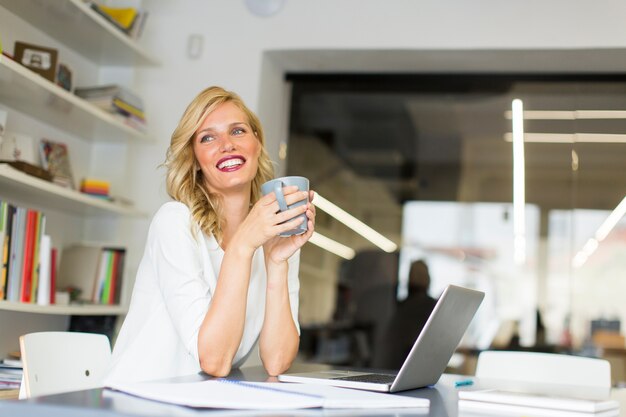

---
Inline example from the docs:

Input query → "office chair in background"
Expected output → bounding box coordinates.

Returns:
[19,331,112,398]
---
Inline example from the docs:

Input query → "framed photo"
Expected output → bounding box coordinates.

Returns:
[14,41,58,82]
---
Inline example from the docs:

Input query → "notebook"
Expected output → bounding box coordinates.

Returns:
[279,284,484,392]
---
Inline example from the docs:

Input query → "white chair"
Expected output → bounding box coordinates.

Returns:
[475,350,611,389]
[19,331,112,398]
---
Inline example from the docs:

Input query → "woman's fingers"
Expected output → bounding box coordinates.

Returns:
[274,204,307,224]
[276,216,306,235]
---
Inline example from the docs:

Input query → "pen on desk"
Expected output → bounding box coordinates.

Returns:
[454,379,474,387]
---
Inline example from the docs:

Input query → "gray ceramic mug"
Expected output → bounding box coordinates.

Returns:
[261,176,310,237]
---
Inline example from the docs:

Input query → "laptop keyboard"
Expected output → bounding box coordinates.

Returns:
[333,373,397,384]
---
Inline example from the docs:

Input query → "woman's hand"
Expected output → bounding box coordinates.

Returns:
[263,190,315,265]
[232,186,314,255]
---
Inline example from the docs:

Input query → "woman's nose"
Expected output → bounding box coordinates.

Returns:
[220,137,236,152]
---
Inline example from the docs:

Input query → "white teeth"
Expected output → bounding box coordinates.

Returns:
[218,158,244,169]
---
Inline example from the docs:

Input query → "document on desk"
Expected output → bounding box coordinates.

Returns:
[106,379,430,410]
[458,389,620,417]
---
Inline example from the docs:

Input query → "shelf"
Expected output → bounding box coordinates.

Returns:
[0,300,127,316]
[0,57,151,143]
[0,164,146,217]
[0,0,160,66]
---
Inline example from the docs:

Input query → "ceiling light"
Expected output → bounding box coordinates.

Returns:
[504,110,626,120]
[504,133,626,143]
[512,99,526,265]
[308,232,355,260]
[572,195,626,268]
[313,192,398,253]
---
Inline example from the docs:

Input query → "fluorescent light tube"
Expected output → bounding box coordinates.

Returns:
[595,196,626,242]
[512,99,526,265]
[504,133,626,143]
[308,232,356,260]
[313,192,398,253]
[504,110,626,120]
[572,195,626,268]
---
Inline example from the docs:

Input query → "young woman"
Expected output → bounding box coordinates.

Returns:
[106,86,315,383]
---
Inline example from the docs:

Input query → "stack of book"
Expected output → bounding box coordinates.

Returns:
[458,388,620,417]
[58,245,125,305]
[74,84,146,131]
[0,201,56,305]
[0,356,22,399]
[80,178,111,200]
[87,2,149,40]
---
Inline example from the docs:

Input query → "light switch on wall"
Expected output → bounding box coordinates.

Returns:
[187,34,203,60]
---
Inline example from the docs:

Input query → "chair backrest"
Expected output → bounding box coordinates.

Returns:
[19,331,112,398]
[475,350,611,389]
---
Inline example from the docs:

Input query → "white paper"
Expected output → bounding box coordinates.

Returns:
[107,379,429,410]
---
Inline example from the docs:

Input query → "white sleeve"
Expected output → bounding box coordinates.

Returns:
[287,249,301,334]
[147,203,211,361]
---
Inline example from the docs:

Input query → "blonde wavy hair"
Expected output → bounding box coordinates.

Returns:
[164,86,275,242]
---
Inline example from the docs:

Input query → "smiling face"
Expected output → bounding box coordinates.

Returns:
[193,101,261,196]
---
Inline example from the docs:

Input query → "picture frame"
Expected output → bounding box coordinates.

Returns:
[14,41,58,82]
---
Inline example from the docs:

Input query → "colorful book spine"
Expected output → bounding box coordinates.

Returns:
[30,213,45,303]
[36,234,51,306]
[50,248,57,304]
[19,210,37,303]
[7,207,26,302]
[0,202,15,300]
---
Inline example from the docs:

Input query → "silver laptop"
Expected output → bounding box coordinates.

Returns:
[278,284,484,392]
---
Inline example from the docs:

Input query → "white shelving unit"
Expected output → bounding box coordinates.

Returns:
[0,0,156,326]
[0,164,146,217]
[0,301,126,316]
[0,57,150,143]
[0,0,160,66]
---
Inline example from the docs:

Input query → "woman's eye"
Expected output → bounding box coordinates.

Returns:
[200,135,215,143]
[232,127,245,135]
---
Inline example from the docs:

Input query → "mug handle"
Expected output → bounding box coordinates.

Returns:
[273,181,289,212]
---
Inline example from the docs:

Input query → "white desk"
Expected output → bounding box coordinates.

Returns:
[1,364,625,417]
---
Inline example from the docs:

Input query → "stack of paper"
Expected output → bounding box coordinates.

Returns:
[458,389,620,417]
[106,379,430,410]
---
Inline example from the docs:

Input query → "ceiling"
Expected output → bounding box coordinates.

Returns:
[288,74,626,211]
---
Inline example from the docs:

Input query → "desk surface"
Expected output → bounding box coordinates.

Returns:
[1,363,625,417]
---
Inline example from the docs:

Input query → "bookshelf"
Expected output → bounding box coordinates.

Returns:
[0,0,160,66]
[0,58,150,143]
[0,301,126,316]
[0,164,146,217]
[0,0,158,356]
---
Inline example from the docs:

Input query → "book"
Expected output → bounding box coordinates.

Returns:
[6,207,26,302]
[0,202,15,300]
[19,209,37,303]
[106,379,429,410]
[49,247,57,304]
[88,3,138,33]
[36,234,51,305]
[29,212,44,303]
[39,139,74,189]
[458,389,620,415]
